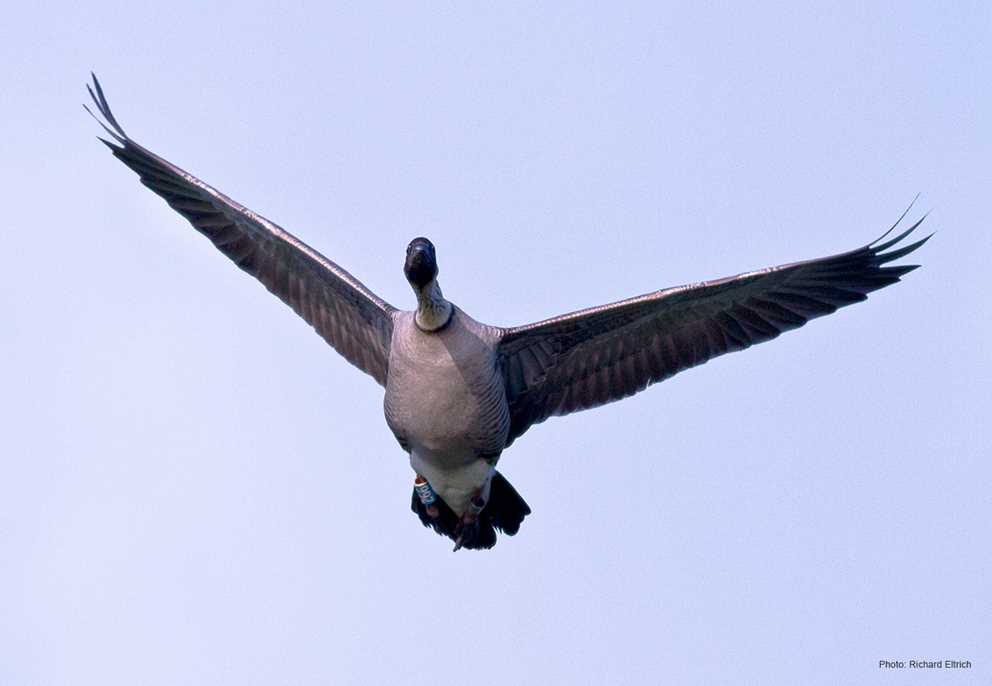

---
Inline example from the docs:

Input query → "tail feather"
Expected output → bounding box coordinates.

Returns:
[488,471,531,536]
[411,489,459,536]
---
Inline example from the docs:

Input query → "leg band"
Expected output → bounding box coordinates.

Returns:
[414,476,437,506]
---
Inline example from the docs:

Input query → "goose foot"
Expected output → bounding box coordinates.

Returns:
[452,493,486,552]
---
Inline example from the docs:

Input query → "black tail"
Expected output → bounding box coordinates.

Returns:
[487,471,531,536]
[411,471,532,550]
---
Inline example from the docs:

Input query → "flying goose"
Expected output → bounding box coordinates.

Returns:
[86,75,930,551]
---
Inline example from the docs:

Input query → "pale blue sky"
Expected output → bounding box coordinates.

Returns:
[1,3,989,685]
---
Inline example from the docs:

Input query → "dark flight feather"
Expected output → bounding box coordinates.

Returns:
[497,212,930,446]
[86,74,396,386]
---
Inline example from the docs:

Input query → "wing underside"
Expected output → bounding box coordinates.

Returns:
[497,212,930,446]
[86,74,396,385]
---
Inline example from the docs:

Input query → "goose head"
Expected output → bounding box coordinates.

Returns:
[404,237,438,289]
[405,237,452,331]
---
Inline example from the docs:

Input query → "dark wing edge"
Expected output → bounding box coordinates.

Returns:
[85,73,396,386]
[496,210,931,446]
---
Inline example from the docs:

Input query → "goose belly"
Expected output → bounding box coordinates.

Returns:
[384,353,507,464]
[386,363,506,514]
[383,312,509,513]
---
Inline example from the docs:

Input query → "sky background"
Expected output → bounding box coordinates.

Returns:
[1,2,989,685]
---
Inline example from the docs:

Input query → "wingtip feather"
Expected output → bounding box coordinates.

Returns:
[870,194,921,247]
[96,135,122,151]
[84,102,126,144]
[85,72,128,140]
[877,232,933,264]
[872,213,929,253]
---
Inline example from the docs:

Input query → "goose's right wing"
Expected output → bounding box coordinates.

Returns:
[496,213,930,446]
[86,75,396,386]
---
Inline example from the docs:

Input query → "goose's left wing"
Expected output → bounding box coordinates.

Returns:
[86,75,396,386]
[496,216,930,447]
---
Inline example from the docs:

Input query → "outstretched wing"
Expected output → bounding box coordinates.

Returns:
[497,212,930,446]
[86,74,396,386]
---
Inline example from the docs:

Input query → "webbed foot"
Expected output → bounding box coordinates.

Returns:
[452,494,486,552]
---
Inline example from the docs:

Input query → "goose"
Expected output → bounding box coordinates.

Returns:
[86,75,930,551]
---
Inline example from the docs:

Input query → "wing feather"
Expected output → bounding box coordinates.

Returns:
[497,213,930,446]
[87,75,396,385]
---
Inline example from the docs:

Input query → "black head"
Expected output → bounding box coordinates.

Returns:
[404,237,438,288]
